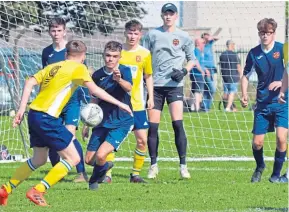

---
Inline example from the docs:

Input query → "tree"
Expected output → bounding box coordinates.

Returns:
[0,1,147,41]
[0,1,40,41]
[37,1,147,35]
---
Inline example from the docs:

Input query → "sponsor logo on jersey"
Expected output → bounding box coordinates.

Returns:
[173,39,179,46]
[273,52,280,59]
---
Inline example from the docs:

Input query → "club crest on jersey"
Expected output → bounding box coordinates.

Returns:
[136,55,141,62]
[173,39,179,46]
[273,52,280,59]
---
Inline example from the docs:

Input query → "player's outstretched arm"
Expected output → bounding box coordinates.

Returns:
[13,77,38,127]
[84,81,132,116]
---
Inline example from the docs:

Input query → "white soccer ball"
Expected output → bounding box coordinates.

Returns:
[80,103,103,127]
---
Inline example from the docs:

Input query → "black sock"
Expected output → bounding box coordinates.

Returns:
[148,122,159,165]
[172,120,187,165]
[252,146,265,169]
[272,149,286,177]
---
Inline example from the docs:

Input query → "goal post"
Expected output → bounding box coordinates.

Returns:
[0,1,287,162]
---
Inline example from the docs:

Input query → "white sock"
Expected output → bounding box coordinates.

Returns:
[180,164,187,169]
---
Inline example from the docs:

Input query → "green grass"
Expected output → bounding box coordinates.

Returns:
[0,98,286,211]
[0,161,287,212]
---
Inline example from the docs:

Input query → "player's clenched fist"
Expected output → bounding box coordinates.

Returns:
[241,95,248,108]
[113,69,121,82]
[13,110,24,128]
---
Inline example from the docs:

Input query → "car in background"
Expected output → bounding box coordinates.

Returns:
[0,48,41,115]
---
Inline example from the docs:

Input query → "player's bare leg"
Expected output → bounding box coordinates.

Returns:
[147,109,161,179]
[169,100,190,179]
[66,125,88,183]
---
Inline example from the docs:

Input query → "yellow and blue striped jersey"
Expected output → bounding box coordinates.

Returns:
[30,60,92,117]
[119,45,152,111]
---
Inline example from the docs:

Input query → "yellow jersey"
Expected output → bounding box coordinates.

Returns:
[30,60,92,117]
[119,45,152,111]
[284,42,288,72]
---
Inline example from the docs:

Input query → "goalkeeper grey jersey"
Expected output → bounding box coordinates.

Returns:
[142,26,196,87]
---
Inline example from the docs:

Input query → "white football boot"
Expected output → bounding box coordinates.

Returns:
[180,164,191,179]
[147,164,159,179]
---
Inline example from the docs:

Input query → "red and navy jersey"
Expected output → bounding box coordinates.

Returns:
[244,42,285,103]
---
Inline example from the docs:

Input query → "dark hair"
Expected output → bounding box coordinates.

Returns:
[257,18,277,32]
[48,17,66,30]
[104,41,122,53]
[66,40,87,56]
[125,19,143,31]
[201,32,209,38]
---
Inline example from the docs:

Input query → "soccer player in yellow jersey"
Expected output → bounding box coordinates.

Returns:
[105,20,154,183]
[278,41,289,183]
[0,40,132,206]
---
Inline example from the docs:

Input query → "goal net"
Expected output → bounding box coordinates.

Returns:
[0,1,287,161]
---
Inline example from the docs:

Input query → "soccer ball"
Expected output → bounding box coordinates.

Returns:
[80,103,103,127]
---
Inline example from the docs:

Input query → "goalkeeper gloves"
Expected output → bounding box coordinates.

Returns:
[171,68,188,83]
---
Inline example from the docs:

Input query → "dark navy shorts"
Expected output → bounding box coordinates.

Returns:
[28,110,73,151]
[60,100,81,127]
[252,102,288,135]
[87,125,133,152]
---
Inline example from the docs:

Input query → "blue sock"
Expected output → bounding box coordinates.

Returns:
[252,146,265,169]
[48,149,60,167]
[73,139,85,173]
[272,149,286,177]
[89,162,108,184]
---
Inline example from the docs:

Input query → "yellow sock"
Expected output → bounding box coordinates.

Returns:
[4,159,36,194]
[106,152,115,177]
[34,159,72,192]
[132,148,146,176]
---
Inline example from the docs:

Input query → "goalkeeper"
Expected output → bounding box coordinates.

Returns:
[0,40,132,206]
[142,3,196,179]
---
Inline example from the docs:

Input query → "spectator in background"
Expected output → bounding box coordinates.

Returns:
[219,40,242,112]
[190,38,206,112]
[201,32,220,111]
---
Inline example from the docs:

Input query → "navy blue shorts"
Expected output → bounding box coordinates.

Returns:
[252,102,288,135]
[28,110,73,151]
[60,100,81,127]
[133,110,149,130]
[87,125,133,152]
